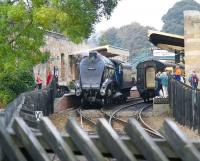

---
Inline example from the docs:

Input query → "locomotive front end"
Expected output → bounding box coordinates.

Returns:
[76,52,105,104]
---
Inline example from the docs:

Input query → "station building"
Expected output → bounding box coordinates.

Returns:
[34,32,129,87]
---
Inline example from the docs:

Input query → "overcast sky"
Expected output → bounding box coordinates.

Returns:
[95,0,200,32]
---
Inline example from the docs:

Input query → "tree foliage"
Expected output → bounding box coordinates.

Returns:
[99,22,154,56]
[0,0,120,106]
[162,0,200,35]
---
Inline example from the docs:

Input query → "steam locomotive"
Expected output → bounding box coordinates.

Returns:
[75,51,134,107]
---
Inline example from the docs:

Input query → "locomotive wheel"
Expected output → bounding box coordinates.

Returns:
[81,99,87,108]
[123,96,127,103]
[106,97,112,105]
[101,99,105,106]
[107,89,112,97]
[104,98,108,105]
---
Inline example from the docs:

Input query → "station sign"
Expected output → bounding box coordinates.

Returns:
[153,49,175,57]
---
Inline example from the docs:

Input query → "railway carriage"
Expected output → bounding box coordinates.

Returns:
[136,60,171,101]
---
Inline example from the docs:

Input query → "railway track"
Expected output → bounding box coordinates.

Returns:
[101,101,164,138]
[137,105,164,138]
[76,97,142,126]
[107,101,145,125]
[50,97,163,138]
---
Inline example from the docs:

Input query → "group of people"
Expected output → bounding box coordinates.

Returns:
[155,70,169,97]
[155,66,199,97]
[35,70,53,90]
[175,66,199,89]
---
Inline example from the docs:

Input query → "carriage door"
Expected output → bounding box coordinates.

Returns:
[146,67,155,88]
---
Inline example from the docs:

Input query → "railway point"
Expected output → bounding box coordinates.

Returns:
[1,1,200,160]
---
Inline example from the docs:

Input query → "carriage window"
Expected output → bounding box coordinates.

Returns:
[146,67,155,88]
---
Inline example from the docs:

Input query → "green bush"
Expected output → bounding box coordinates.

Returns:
[0,90,16,108]
[0,70,35,107]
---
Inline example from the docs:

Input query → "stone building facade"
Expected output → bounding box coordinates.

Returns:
[34,31,90,87]
[184,11,200,86]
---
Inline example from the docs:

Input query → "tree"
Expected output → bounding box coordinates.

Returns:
[0,0,120,106]
[99,22,154,56]
[162,0,200,35]
[99,28,121,47]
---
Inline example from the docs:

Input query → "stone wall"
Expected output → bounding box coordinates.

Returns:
[184,11,200,86]
[40,32,90,86]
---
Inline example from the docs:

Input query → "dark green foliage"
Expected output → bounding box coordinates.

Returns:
[162,0,200,35]
[0,70,35,107]
[0,71,35,94]
[99,22,154,56]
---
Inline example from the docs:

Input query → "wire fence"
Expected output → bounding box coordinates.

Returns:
[168,76,200,133]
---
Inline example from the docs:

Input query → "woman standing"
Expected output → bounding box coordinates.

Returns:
[36,72,43,90]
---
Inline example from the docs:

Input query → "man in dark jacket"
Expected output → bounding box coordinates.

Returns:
[155,71,162,96]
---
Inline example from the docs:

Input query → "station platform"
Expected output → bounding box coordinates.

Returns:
[153,96,170,116]
[54,93,80,112]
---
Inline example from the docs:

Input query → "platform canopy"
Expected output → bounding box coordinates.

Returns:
[72,45,129,58]
[148,30,184,52]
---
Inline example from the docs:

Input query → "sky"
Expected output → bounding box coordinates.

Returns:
[95,0,200,32]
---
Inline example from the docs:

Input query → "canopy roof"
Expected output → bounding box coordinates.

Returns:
[72,45,129,58]
[148,30,184,52]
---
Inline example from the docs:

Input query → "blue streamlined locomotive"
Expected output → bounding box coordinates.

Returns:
[75,51,134,107]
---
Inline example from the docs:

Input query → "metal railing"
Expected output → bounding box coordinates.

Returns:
[168,76,200,133]
[3,76,58,128]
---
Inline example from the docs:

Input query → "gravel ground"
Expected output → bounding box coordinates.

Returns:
[142,113,200,140]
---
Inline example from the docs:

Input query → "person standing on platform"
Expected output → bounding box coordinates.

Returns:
[155,71,162,96]
[36,72,43,90]
[159,70,169,97]
[175,66,182,81]
[188,71,199,89]
[46,70,53,87]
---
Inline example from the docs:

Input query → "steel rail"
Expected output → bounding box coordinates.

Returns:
[105,101,164,138]
[108,101,145,125]
[77,108,97,126]
[137,105,164,139]
[100,108,128,124]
